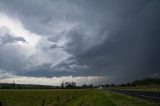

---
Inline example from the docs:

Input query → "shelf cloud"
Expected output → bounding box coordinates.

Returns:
[0,0,159,85]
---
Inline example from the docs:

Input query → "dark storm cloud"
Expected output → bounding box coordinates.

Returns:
[0,0,159,83]
[0,33,26,45]
[0,27,26,45]
[0,45,27,73]
[0,0,82,35]
[0,27,27,72]
[63,0,160,82]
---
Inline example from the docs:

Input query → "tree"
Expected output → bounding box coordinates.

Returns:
[110,83,115,87]
[61,81,65,88]
[62,81,76,88]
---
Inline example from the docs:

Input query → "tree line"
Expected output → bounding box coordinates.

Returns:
[0,77,159,89]
[0,81,94,89]
[117,77,160,87]
[0,83,55,89]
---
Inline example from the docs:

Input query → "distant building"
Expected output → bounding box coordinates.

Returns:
[98,86,103,89]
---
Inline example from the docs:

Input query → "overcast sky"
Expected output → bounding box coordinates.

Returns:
[0,0,160,85]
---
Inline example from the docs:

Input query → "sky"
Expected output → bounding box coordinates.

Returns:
[0,0,160,86]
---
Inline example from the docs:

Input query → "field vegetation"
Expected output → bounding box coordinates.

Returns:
[0,89,159,106]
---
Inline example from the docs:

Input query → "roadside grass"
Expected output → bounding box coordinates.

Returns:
[103,90,160,106]
[67,90,115,106]
[113,85,160,92]
[66,90,160,106]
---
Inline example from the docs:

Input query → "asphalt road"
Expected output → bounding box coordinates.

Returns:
[110,89,160,102]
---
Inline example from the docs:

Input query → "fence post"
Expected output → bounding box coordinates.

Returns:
[67,95,68,101]
[42,98,45,106]
[57,96,60,102]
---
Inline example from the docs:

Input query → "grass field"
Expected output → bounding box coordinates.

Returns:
[112,85,160,92]
[0,89,86,106]
[0,89,159,106]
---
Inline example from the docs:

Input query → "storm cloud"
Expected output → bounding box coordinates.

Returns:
[0,0,159,84]
[0,31,26,45]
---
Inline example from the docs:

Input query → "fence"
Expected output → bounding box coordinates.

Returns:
[44,93,81,106]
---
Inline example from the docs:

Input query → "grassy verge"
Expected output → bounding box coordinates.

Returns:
[67,90,160,106]
[103,90,159,106]
[67,90,114,106]
[112,85,160,92]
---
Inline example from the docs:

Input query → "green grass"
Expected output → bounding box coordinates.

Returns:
[113,85,160,92]
[0,89,159,106]
[67,90,115,106]
[68,90,159,106]
[102,90,159,106]
[0,89,86,106]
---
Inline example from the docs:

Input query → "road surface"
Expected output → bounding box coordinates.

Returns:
[110,89,160,102]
